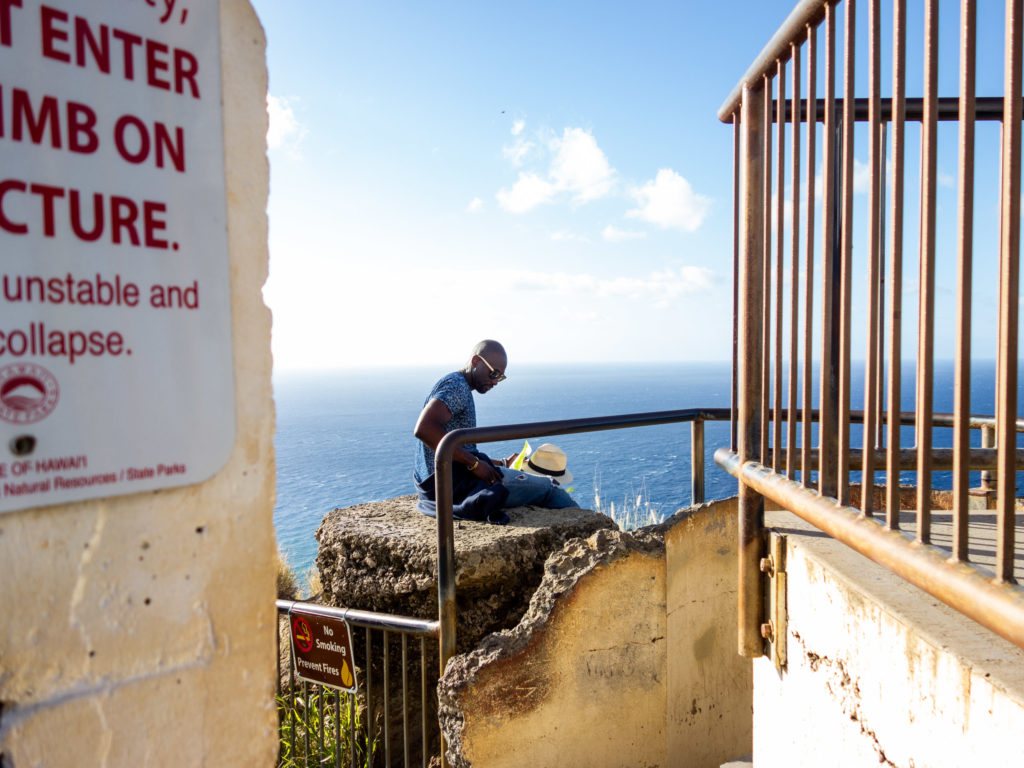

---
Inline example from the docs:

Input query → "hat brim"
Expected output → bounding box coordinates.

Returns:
[520,463,573,486]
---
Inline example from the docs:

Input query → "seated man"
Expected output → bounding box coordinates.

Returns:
[413,340,577,522]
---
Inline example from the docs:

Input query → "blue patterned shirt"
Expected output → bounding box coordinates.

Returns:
[414,371,477,482]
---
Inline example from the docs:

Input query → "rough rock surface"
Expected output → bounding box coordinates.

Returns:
[437,527,666,768]
[315,494,617,652]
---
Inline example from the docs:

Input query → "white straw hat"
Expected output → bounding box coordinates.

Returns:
[521,443,573,485]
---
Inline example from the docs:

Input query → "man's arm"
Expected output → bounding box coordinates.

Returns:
[414,399,501,483]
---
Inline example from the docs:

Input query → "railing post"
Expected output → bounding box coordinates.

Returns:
[434,434,458,768]
[980,423,997,503]
[691,419,705,505]
[738,80,767,658]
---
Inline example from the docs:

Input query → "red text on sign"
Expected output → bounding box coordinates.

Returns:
[38,5,200,99]
[0,179,169,248]
[0,86,99,154]
[0,87,185,171]
[0,0,22,48]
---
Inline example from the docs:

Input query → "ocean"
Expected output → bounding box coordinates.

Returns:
[272,360,1013,576]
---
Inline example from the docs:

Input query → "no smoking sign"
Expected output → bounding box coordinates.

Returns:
[288,607,357,693]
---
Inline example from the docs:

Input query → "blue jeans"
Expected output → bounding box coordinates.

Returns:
[499,467,577,509]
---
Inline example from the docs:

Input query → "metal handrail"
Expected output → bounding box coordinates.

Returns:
[718,0,829,120]
[276,599,440,637]
[715,449,1024,650]
[432,406,728,678]
[431,406,1018,673]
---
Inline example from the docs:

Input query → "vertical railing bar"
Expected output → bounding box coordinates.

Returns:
[996,0,1022,582]
[402,634,410,768]
[303,680,310,768]
[886,0,907,528]
[732,114,741,453]
[365,627,373,765]
[981,423,996,493]
[788,40,802,481]
[692,419,706,504]
[287,617,297,768]
[803,23,818,492]
[763,74,775,466]
[916,0,939,544]
[421,637,428,768]
[334,689,342,768]
[838,0,857,508]
[349,692,356,768]
[384,630,391,767]
[819,3,838,500]
[862,0,881,518]
[318,686,325,763]
[876,121,888,453]
[738,80,766,657]
[775,57,787,474]
[953,0,977,561]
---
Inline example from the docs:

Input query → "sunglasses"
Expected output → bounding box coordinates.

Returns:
[478,354,507,383]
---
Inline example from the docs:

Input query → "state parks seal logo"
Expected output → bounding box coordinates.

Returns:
[0,363,60,425]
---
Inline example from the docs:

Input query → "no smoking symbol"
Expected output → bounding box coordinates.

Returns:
[292,616,313,652]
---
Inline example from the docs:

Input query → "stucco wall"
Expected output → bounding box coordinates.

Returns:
[665,497,752,766]
[0,2,276,765]
[441,499,752,768]
[754,510,1024,767]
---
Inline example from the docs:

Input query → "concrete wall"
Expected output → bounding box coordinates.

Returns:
[440,499,752,768]
[665,497,752,766]
[0,2,276,765]
[754,510,1024,767]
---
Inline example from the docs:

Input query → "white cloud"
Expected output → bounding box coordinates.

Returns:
[550,229,591,243]
[512,119,525,136]
[498,126,615,212]
[626,169,712,232]
[267,94,305,152]
[502,139,534,166]
[853,158,872,194]
[601,225,646,242]
[487,265,717,308]
[467,197,484,213]
[548,127,615,203]
[589,266,716,307]
[496,172,557,213]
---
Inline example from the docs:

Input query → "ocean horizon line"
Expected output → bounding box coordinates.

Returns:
[272,358,999,376]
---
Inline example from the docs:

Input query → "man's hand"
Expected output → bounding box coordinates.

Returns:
[503,452,519,468]
[471,459,502,485]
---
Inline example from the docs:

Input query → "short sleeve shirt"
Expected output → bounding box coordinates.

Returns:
[414,371,477,482]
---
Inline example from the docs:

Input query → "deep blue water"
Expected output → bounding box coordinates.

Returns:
[273,361,1015,576]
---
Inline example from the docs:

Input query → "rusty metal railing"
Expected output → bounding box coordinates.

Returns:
[718,0,1024,656]
[276,600,439,768]
[432,406,729,764]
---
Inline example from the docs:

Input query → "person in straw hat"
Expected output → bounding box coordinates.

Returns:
[413,340,577,522]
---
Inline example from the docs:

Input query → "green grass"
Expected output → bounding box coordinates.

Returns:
[276,684,375,768]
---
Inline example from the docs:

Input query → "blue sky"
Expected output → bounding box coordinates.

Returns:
[251,1,1012,371]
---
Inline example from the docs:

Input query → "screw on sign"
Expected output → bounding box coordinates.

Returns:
[288,607,357,693]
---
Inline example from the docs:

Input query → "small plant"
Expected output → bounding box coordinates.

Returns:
[277,685,375,768]
[306,569,323,600]
[277,549,300,600]
[592,471,663,531]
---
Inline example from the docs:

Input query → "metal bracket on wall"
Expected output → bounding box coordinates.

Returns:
[759,532,788,670]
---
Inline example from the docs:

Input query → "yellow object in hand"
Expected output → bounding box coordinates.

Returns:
[510,440,532,470]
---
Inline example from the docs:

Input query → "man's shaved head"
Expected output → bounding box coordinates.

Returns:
[472,339,506,361]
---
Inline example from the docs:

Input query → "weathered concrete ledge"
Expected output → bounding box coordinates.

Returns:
[315,494,617,653]
[438,527,669,768]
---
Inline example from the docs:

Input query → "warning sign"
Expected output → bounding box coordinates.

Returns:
[289,607,357,693]
[0,0,234,512]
